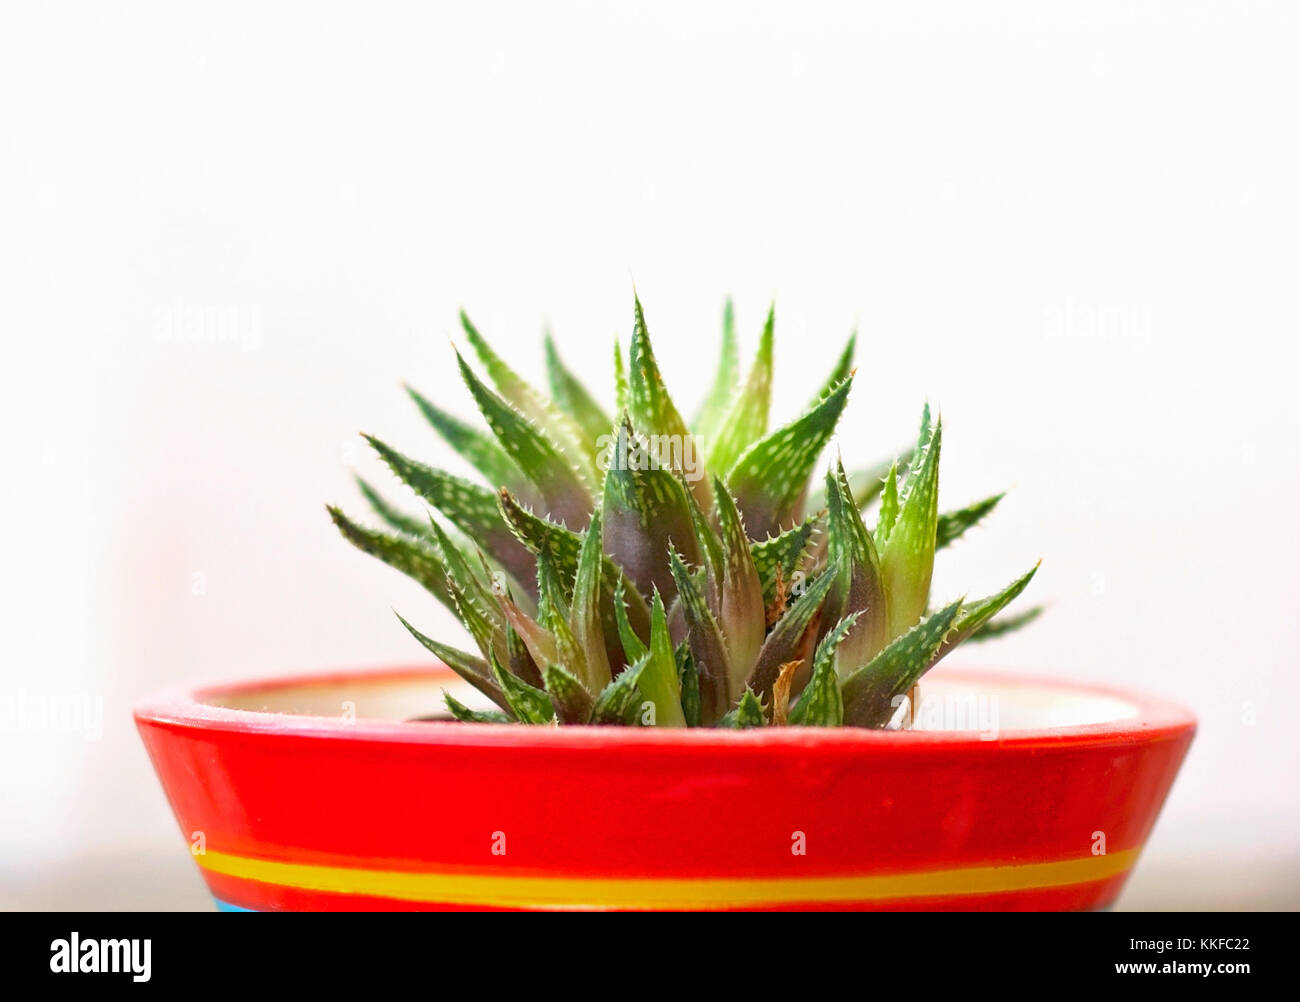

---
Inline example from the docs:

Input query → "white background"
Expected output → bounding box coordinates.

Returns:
[1,1,1296,908]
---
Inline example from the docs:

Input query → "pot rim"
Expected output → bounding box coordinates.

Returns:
[134,664,1196,752]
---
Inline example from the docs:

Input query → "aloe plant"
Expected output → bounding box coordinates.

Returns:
[330,296,1039,728]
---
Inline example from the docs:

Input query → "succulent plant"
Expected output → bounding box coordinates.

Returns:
[329,296,1039,728]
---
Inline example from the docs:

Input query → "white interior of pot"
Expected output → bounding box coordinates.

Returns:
[205,668,1139,732]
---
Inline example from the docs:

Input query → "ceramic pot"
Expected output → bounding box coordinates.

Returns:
[135,664,1194,911]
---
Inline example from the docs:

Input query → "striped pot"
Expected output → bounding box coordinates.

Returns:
[135,665,1194,911]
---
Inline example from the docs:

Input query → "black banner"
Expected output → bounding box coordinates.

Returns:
[0,910,1276,989]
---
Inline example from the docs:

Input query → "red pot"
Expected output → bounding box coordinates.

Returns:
[134,664,1194,911]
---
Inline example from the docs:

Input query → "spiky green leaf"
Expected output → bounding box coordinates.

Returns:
[626,297,711,510]
[721,689,766,729]
[825,461,880,571]
[906,403,933,486]
[747,564,838,703]
[456,350,594,528]
[968,604,1044,642]
[789,612,859,726]
[395,612,510,713]
[424,518,505,628]
[418,518,518,671]
[443,692,513,724]
[822,461,888,677]
[405,385,527,496]
[459,310,600,486]
[628,295,692,444]
[667,547,730,724]
[808,330,855,407]
[613,577,649,665]
[681,469,725,586]
[569,508,613,691]
[446,576,509,667]
[711,477,765,697]
[590,654,648,724]
[496,589,557,682]
[328,506,451,607]
[353,477,432,539]
[806,451,910,513]
[635,592,686,727]
[751,516,820,607]
[929,564,1040,667]
[691,298,740,441]
[705,305,774,475]
[613,338,629,414]
[489,651,556,724]
[364,435,536,588]
[543,662,593,724]
[535,552,586,677]
[936,493,1004,550]
[676,643,701,727]
[875,461,901,549]
[880,413,941,639]
[600,416,700,601]
[544,332,614,445]
[505,621,540,688]
[841,599,962,727]
[726,374,853,537]
[498,488,650,665]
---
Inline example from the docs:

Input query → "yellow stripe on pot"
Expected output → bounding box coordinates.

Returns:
[197,847,1140,909]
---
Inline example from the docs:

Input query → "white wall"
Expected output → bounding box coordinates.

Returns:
[2,1,1297,906]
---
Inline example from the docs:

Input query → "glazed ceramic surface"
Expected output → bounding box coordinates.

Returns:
[135,665,1194,911]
